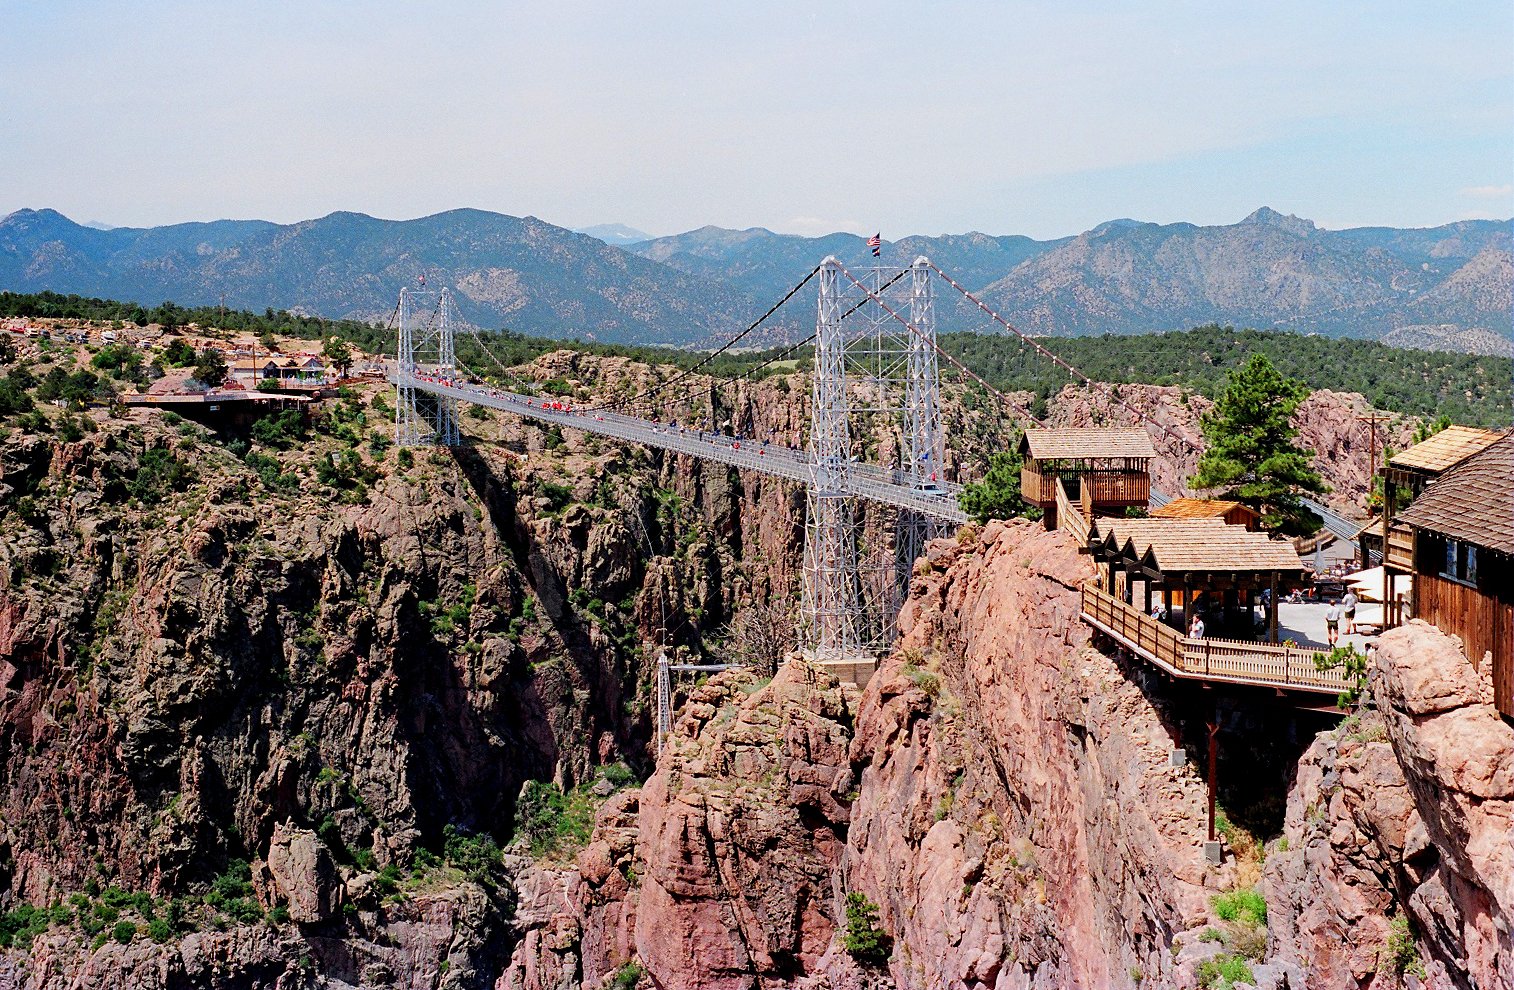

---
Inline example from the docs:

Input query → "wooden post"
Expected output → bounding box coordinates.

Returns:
[1206,704,1220,843]
[1269,572,1280,643]
[1144,579,1153,616]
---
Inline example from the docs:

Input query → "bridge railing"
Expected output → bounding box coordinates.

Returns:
[1080,583,1353,695]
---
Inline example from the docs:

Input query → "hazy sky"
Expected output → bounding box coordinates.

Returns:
[2,1,1509,239]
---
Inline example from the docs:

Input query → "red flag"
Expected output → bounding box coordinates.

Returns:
[867,233,881,257]
[418,274,426,286]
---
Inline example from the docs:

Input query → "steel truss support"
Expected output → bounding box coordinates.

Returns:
[798,256,949,662]
[800,259,866,661]
[395,286,460,446]
[897,256,948,574]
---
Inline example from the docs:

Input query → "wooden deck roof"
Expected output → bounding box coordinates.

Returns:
[1387,425,1505,475]
[1091,518,1307,575]
[1021,428,1156,461]
[1395,434,1514,556]
[1150,497,1259,522]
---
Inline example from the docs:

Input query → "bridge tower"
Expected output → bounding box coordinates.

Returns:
[395,286,460,447]
[898,256,948,569]
[800,259,866,660]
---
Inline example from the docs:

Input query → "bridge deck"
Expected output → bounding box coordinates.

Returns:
[394,375,969,524]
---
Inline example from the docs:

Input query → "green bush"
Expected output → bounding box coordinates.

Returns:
[1386,916,1426,978]
[611,961,644,989]
[1194,954,1253,989]
[205,859,263,923]
[127,448,194,505]
[1211,888,1266,928]
[112,920,135,944]
[841,892,890,965]
[513,780,596,858]
[148,918,172,943]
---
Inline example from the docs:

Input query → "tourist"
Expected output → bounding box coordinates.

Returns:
[1341,589,1359,636]
[1325,601,1342,646]
[1189,613,1205,639]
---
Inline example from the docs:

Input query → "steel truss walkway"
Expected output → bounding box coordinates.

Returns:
[389,373,968,525]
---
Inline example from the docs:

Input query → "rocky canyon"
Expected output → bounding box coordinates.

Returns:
[0,352,1508,990]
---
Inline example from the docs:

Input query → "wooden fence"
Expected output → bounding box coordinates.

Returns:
[1416,573,1513,717]
[1080,583,1354,695]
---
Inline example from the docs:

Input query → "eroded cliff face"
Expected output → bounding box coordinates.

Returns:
[1265,621,1513,989]
[846,520,1226,989]
[0,381,813,988]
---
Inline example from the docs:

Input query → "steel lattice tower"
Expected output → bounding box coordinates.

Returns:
[800,259,865,660]
[798,256,948,661]
[395,286,460,446]
[898,256,948,570]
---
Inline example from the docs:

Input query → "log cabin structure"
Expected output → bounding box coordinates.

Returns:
[1149,497,1262,531]
[1385,433,1513,719]
[1019,428,1154,530]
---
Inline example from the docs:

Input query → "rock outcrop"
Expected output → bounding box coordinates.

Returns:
[501,661,858,990]
[846,520,1223,988]
[1266,620,1513,989]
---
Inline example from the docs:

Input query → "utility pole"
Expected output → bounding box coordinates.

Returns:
[1357,412,1392,507]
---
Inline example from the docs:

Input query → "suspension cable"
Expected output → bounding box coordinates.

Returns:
[626,265,917,418]
[582,261,826,413]
[924,260,1199,452]
[834,263,1045,429]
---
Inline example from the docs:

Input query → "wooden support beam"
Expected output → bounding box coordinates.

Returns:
[1269,571,1280,644]
[1207,707,1220,843]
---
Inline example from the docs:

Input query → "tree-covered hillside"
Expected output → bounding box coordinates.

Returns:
[4,291,1506,428]
[942,324,1511,428]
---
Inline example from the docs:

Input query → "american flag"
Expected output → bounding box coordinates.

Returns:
[418,274,427,286]
[867,232,881,257]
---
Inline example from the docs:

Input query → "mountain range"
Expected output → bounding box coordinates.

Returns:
[1,206,1509,354]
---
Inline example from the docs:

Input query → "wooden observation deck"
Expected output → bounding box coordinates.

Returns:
[1020,429,1154,529]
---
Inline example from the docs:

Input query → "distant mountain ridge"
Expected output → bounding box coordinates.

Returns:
[0,208,754,346]
[1,206,1508,354]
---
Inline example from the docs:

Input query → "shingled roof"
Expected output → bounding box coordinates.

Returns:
[1021,428,1156,461]
[1388,425,1505,475]
[1092,517,1306,574]
[1395,434,1514,556]
[1150,498,1260,522]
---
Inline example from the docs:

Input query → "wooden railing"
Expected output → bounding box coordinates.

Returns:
[1080,583,1355,695]
[1056,478,1090,546]
[1022,465,1150,506]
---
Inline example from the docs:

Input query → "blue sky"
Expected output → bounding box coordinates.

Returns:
[1,1,1509,239]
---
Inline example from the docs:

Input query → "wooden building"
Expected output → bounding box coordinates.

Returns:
[1150,497,1262,531]
[1381,425,1504,498]
[1386,434,1513,719]
[1087,518,1309,642]
[1020,428,1154,529]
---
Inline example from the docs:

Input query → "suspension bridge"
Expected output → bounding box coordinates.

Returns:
[387,254,1358,663]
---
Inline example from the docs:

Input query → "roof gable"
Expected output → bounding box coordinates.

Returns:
[1021,428,1156,461]
[1388,425,1505,475]
[1395,434,1514,555]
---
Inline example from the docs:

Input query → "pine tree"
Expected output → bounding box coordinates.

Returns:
[957,439,1041,524]
[1189,353,1326,534]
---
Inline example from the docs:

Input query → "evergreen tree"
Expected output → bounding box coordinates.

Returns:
[957,438,1041,524]
[1189,353,1326,533]
[192,348,227,388]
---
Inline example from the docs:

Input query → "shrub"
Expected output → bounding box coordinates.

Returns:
[112,920,135,944]
[148,917,172,943]
[1386,916,1426,978]
[841,892,890,965]
[1211,888,1266,928]
[513,780,595,858]
[128,448,194,505]
[1194,954,1253,989]
[443,824,505,887]
[611,961,644,989]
